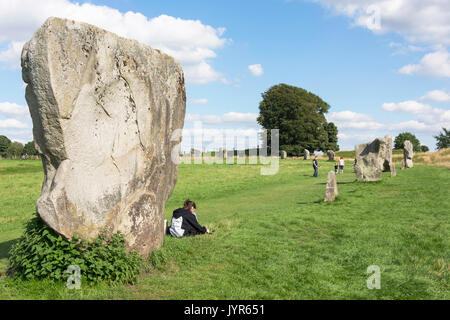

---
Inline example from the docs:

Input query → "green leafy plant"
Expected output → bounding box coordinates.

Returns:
[8,214,142,284]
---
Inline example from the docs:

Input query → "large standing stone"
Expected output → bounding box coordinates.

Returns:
[327,150,335,161]
[280,150,287,159]
[21,18,186,256]
[303,149,310,160]
[403,140,414,168]
[354,136,393,182]
[379,135,393,172]
[324,171,338,202]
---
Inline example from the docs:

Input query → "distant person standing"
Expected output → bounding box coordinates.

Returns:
[339,157,345,174]
[313,156,319,177]
[334,161,338,174]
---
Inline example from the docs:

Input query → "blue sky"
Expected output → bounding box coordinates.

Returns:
[1,0,449,151]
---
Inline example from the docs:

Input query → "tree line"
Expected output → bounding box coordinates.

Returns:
[257,83,450,155]
[0,135,38,159]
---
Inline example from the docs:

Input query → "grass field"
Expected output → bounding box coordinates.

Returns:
[0,156,448,299]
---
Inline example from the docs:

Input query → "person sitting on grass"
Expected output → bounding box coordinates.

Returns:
[165,199,210,238]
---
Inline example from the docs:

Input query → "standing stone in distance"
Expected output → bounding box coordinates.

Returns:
[354,136,392,182]
[280,150,287,159]
[303,149,310,160]
[390,162,397,177]
[403,140,414,168]
[324,171,338,202]
[22,18,186,257]
[327,150,335,161]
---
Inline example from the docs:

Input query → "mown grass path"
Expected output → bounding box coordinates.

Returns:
[0,159,448,299]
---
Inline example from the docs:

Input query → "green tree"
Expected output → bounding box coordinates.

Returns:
[394,132,421,152]
[6,141,24,159]
[0,135,11,158]
[23,141,38,156]
[420,145,429,152]
[434,128,450,150]
[257,84,335,155]
[324,122,339,151]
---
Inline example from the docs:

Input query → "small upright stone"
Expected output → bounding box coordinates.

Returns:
[303,149,310,160]
[403,140,414,168]
[390,162,397,177]
[281,150,287,159]
[324,171,338,202]
[327,150,335,161]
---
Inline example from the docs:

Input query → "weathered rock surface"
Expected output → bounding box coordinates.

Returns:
[354,136,393,182]
[324,171,338,202]
[22,18,186,256]
[280,150,287,159]
[327,150,335,161]
[303,149,310,160]
[404,140,414,168]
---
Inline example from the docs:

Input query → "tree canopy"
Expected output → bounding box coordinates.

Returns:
[6,141,24,159]
[434,128,450,150]
[257,84,338,155]
[0,135,11,158]
[394,132,421,152]
[23,141,38,156]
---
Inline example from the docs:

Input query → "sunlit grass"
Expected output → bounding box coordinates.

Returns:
[0,157,448,299]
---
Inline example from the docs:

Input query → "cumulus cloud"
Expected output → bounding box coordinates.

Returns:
[398,50,450,78]
[188,98,208,105]
[381,100,432,114]
[381,99,450,132]
[0,0,229,84]
[248,64,264,76]
[0,118,28,129]
[186,112,258,125]
[0,102,30,119]
[312,0,450,46]
[327,111,384,130]
[420,90,450,102]
[312,1,450,78]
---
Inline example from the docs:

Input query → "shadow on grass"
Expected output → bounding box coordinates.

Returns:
[0,239,17,261]
[297,199,323,205]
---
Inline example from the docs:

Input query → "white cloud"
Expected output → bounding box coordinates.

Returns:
[0,41,25,69]
[328,110,375,122]
[248,64,264,76]
[381,100,432,114]
[186,112,258,125]
[381,99,450,132]
[180,127,262,152]
[188,98,208,105]
[0,118,28,129]
[420,90,450,102]
[327,110,384,130]
[312,0,450,46]
[398,50,450,78]
[0,0,230,84]
[0,102,30,119]
[313,1,450,79]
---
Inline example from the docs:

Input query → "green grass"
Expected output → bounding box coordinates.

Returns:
[0,158,448,299]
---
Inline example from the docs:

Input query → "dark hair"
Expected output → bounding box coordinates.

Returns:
[183,199,196,210]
